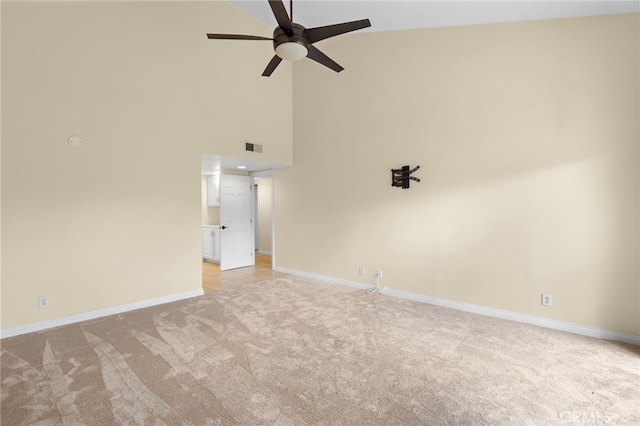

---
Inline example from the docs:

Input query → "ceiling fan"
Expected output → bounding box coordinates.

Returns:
[207,0,371,77]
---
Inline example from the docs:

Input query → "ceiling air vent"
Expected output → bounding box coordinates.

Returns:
[245,142,263,153]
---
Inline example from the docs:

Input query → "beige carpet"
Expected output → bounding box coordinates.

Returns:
[1,275,639,425]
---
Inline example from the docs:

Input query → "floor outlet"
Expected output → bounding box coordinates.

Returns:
[541,294,552,307]
[38,296,49,309]
[359,266,365,276]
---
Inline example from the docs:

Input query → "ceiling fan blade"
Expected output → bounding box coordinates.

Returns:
[268,0,293,34]
[207,34,273,41]
[306,45,344,73]
[306,19,371,44]
[262,55,283,77]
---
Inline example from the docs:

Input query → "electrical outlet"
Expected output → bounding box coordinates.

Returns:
[359,266,365,276]
[377,270,383,278]
[541,294,552,307]
[38,296,49,309]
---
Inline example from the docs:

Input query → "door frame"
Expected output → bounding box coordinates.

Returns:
[200,153,279,276]
[253,182,260,250]
[250,170,275,269]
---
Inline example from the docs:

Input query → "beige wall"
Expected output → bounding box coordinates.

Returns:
[0,0,3,330]
[1,1,292,329]
[275,14,639,336]
[257,178,273,253]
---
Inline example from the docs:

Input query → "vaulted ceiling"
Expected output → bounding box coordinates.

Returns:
[229,0,639,33]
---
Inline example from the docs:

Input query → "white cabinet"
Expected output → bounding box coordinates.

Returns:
[202,228,214,260]
[212,227,221,262]
[207,174,220,207]
[202,226,221,263]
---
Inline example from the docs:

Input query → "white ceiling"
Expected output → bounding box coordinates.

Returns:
[202,154,288,174]
[229,0,639,33]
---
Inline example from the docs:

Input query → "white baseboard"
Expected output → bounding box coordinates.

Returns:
[274,266,370,290]
[257,250,272,256]
[274,266,640,347]
[0,289,204,340]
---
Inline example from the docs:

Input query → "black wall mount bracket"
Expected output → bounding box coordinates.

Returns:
[391,165,420,189]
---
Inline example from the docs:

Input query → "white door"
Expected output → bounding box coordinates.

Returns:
[213,228,221,263]
[219,174,255,271]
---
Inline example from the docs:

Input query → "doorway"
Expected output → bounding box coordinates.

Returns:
[252,172,274,257]
[201,154,279,291]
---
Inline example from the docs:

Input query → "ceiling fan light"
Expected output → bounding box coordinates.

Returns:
[275,42,308,61]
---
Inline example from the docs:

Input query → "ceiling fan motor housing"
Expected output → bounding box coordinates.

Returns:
[273,23,310,60]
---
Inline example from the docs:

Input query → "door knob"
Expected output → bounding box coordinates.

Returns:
[221,226,228,230]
